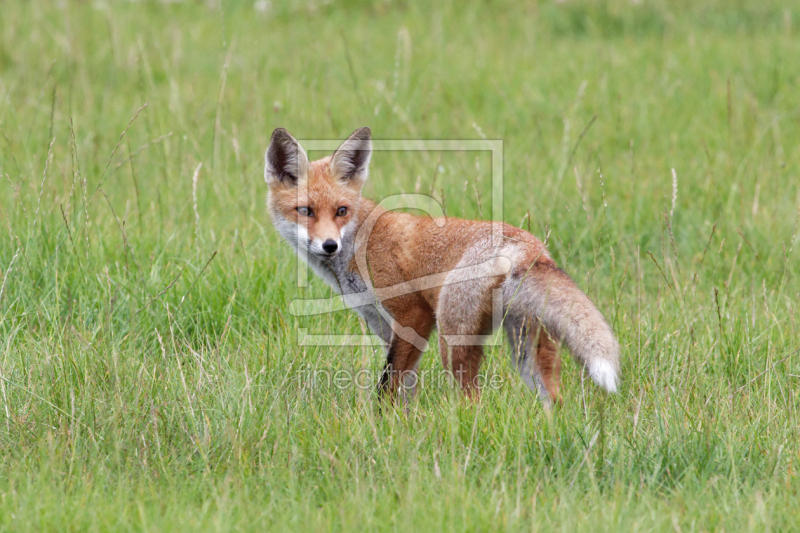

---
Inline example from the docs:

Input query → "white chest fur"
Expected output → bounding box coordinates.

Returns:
[272,214,393,345]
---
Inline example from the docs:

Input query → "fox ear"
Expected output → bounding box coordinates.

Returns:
[330,127,371,186]
[265,128,309,187]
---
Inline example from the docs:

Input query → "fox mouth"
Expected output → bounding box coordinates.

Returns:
[311,248,340,260]
[308,238,342,259]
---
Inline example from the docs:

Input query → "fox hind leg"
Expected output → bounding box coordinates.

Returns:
[534,324,562,404]
[436,298,494,400]
[504,317,544,398]
[437,335,485,399]
[504,316,561,405]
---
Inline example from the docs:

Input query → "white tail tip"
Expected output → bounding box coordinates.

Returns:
[587,359,619,393]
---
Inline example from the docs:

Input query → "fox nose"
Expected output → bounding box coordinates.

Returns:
[322,239,339,254]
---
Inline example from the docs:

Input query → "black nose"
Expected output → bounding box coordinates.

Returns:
[322,239,339,254]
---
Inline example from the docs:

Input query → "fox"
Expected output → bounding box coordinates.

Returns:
[265,126,620,405]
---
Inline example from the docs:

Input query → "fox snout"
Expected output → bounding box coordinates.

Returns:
[309,236,341,257]
[321,239,339,255]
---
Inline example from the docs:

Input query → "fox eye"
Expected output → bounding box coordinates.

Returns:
[336,206,348,217]
[297,206,313,217]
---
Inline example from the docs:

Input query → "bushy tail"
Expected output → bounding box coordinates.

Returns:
[504,263,620,392]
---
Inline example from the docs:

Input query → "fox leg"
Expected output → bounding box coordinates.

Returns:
[437,335,485,400]
[378,336,423,405]
[504,316,562,405]
[377,307,434,403]
[504,317,544,398]
[436,277,499,400]
[534,326,562,404]
[359,305,393,346]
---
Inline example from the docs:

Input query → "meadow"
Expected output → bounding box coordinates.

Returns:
[1,0,799,530]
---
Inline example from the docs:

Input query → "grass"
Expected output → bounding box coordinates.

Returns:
[1,0,800,530]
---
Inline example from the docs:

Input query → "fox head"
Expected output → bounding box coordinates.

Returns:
[265,127,372,259]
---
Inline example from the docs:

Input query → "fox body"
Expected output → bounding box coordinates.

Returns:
[265,127,620,403]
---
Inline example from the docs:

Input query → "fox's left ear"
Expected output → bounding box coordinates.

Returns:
[331,127,371,187]
[265,128,309,188]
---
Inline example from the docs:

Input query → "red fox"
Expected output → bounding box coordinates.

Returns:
[265,127,620,404]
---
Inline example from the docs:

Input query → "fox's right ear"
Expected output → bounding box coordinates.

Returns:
[265,128,309,187]
[330,127,371,187]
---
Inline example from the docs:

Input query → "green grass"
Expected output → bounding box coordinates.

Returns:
[1,0,800,530]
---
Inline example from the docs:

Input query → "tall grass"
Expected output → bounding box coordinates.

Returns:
[1,0,799,530]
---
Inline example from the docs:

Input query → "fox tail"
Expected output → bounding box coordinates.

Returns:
[503,262,620,392]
